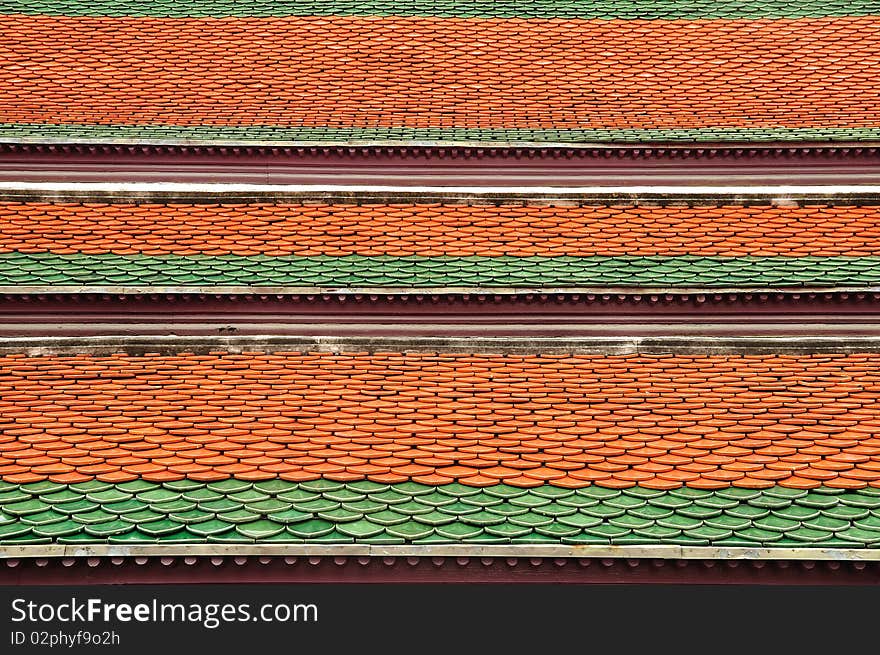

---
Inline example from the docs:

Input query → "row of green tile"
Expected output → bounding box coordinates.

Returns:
[3,253,880,287]
[0,0,875,18]
[3,479,880,547]
[3,124,880,144]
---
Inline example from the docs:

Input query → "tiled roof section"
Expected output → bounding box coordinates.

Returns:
[3,351,880,490]
[15,253,880,287]
[3,0,878,19]
[1,17,879,143]
[5,202,880,258]
[11,253,880,288]
[7,125,880,143]
[4,202,880,288]
[4,479,880,547]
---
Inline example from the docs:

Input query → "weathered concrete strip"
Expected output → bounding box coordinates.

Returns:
[3,334,880,355]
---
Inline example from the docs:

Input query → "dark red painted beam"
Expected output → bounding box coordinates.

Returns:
[5,290,880,315]
[2,143,880,186]
[1,556,877,585]
[2,292,880,337]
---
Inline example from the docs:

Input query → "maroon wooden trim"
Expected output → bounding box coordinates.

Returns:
[1,556,877,585]
[5,290,880,313]
[5,142,880,159]
[2,142,880,187]
[1,292,880,338]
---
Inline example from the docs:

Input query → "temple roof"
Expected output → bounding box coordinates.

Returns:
[3,2,880,574]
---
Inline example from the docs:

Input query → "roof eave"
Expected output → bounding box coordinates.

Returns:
[5,137,880,153]
[2,551,877,585]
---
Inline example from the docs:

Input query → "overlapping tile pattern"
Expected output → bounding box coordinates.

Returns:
[4,0,877,19]
[5,202,880,257]
[1,16,879,142]
[3,202,880,288]
[3,351,880,490]
[7,125,880,143]
[4,479,880,547]
[5,253,880,287]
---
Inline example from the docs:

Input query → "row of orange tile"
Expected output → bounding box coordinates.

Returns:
[2,202,880,257]
[1,17,878,129]
[2,352,880,489]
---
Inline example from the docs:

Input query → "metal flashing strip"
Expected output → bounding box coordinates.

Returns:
[1,544,879,561]
[3,334,880,355]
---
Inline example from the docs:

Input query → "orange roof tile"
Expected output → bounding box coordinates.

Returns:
[2,202,880,257]
[1,16,879,138]
[2,350,880,489]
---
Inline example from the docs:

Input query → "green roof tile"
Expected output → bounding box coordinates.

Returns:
[4,124,880,146]
[0,481,879,550]
[6,252,880,289]
[2,0,877,19]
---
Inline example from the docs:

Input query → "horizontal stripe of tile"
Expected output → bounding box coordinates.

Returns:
[3,480,880,547]
[5,202,880,258]
[2,0,877,19]
[2,351,880,490]
[1,253,880,287]
[2,17,878,135]
[5,124,880,144]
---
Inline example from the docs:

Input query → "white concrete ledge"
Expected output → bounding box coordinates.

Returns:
[0,544,878,561]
